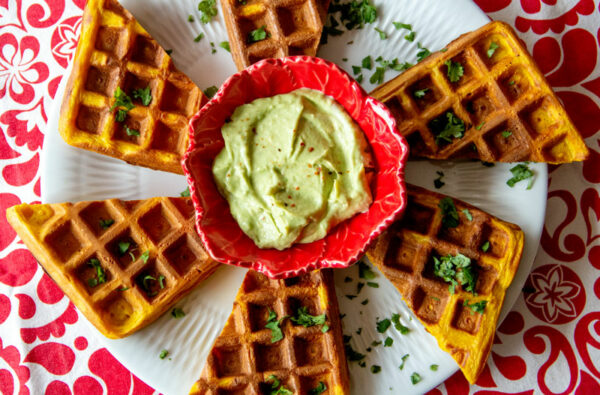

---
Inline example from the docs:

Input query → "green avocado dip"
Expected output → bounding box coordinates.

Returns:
[212,88,373,250]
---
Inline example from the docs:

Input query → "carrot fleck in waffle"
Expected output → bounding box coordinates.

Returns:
[220,0,330,71]
[60,0,206,174]
[366,184,524,384]
[370,21,588,163]
[189,269,349,394]
[6,197,219,339]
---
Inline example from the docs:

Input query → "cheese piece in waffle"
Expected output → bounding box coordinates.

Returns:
[6,197,219,339]
[220,0,330,71]
[367,184,524,384]
[189,269,349,395]
[370,21,588,163]
[60,0,206,174]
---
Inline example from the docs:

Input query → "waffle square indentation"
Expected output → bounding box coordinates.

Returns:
[212,345,247,377]
[85,66,119,96]
[79,201,117,237]
[150,121,184,154]
[255,341,289,372]
[76,105,106,135]
[95,26,127,58]
[130,35,163,68]
[138,204,174,243]
[45,221,83,262]
[293,335,326,366]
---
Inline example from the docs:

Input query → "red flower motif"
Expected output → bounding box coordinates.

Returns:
[526,264,585,323]
[0,33,49,104]
[0,98,46,151]
[51,16,81,68]
[0,337,31,395]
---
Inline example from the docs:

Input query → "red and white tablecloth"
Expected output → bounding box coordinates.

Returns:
[1,0,599,394]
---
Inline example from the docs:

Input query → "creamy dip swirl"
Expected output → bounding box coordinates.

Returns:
[212,88,372,250]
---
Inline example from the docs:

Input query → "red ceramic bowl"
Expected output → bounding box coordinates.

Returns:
[182,56,408,279]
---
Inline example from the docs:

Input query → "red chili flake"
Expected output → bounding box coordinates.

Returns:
[308,147,314,152]
[300,142,305,147]
[308,164,312,168]
[295,186,300,190]
[287,195,292,199]
[291,204,296,207]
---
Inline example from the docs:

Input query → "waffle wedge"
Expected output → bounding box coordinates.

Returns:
[6,197,219,338]
[367,184,524,384]
[189,269,349,394]
[60,0,206,174]
[220,0,330,71]
[370,21,588,163]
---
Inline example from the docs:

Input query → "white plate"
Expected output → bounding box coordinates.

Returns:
[41,0,547,394]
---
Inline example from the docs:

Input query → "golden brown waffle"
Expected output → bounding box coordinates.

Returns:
[220,0,330,71]
[60,0,206,174]
[367,184,524,384]
[6,197,219,339]
[189,269,349,394]
[370,21,588,163]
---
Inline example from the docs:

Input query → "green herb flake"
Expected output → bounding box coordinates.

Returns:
[404,31,416,42]
[142,275,156,293]
[362,56,372,70]
[433,253,477,294]
[86,258,106,288]
[115,109,127,122]
[110,87,134,112]
[194,33,204,42]
[509,80,516,85]
[219,41,230,52]
[384,336,393,347]
[359,261,376,280]
[171,307,185,318]
[140,250,150,263]
[439,197,459,228]
[475,121,485,130]
[462,208,473,221]
[309,381,327,395]
[430,364,439,371]
[352,65,362,75]
[391,313,410,334]
[159,349,169,359]
[434,171,445,189]
[482,161,495,167]
[371,365,382,374]
[413,88,429,98]
[366,282,379,288]
[361,298,369,305]
[321,324,329,333]
[198,0,217,23]
[124,126,140,137]
[464,299,487,314]
[180,187,190,197]
[376,318,391,333]
[356,328,362,335]
[344,276,352,283]
[416,42,431,62]
[165,49,173,55]
[393,22,412,30]
[345,344,365,362]
[248,25,268,43]
[369,67,385,84]
[291,306,327,328]
[399,353,409,370]
[345,294,357,300]
[433,112,465,145]
[444,59,464,83]
[132,86,152,106]
[203,85,218,98]
[501,130,512,138]
[411,372,422,385]
[371,340,382,347]
[99,219,114,229]
[507,163,535,189]
[265,309,287,343]
[188,15,195,22]
[374,27,387,40]
[481,240,490,252]
[117,241,131,255]
[118,286,129,291]
[266,374,293,395]
[487,42,499,58]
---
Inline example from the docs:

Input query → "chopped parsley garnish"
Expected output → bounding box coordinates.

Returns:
[180,187,190,197]
[432,112,465,145]
[404,31,416,42]
[393,22,412,30]
[438,197,459,228]
[362,56,372,70]
[118,286,129,291]
[219,41,230,52]
[194,33,204,42]
[366,282,379,288]
[132,86,152,106]
[86,258,106,288]
[171,307,185,318]
[111,87,134,112]
[391,313,410,334]
[124,126,140,137]
[266,375,293,395]
[140,250,150,263]
[399,353,409,370]
[117,241,131,255]
[411,372,422,385]
[188,15,195,22]
[501,130,512,138]
[115,109,127,122]
[464,299,487,314]
[475,121,485,130]
[413,88,429,98]
[344,276,352,283]
[346,294,357,300]
[384,337,393,347]
[376,318,391,333]
[444,59,464,83]
[371,340,382,347]
[203,85,218,98]
[481,240,490,252]
[482,161,495,167]
[487,42,499,58]
[370,67,385,84]
[416,42,431,62]
[434,171,445,189]
[462,208,473,221]
[430,364,439,371]
[165,49,173,55]
[357,282,365,294]
[507,163,534,189]
[142,275,157,293]
[321,0,377,43]
[159,275,166,289]
[210,42,216,54]
[509,80,516,85]
[433,253,477,294]
[356,74,363,83]
[248,25,268,43]
[309,381,327,395]
[265,309,287,343]
[371,365,382,374]
[361,298,369,305]
[159,349,169,359]
[352,65,362,75]
[359,261,376,279]
[345,344,365,362]
[321,324,329,333]
[374,27,387,40]
[291,306,327,328]
[99,219,114,229]
[198,0,217,23]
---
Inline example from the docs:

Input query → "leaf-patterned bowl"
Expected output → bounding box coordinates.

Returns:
[182,56,409,279]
